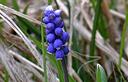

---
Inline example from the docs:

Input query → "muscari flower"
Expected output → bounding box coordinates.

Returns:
[43,5,69,60]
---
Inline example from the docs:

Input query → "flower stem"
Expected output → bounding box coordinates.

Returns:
[61,57,69,82]
[41,24,48,82]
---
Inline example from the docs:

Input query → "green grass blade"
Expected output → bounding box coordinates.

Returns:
[17,17,41,36]
[89,0,102,57]
[0,0,7,5]
[23,3,30,14]
[48,54,64,82]
[119,2,128,68]
[12,0,19,11]
[96,64,107,82]
[48,0,52,5]
[41,24,48,82]
[3,69,9,82]
[98,15,108,39]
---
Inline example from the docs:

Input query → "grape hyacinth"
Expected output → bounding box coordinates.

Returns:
[42,6,69,60]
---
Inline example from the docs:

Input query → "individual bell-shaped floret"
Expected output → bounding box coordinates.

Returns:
[53,17,62,26]
[55,49,64,60]
[45,29,51,35]
[54,39,63,48]
[44,6,54,16]
[55,27,63,36]
[48,12,56,20]
[54,10,62,16]
[59,21,64,28]
[61,32,69,43]
[42,16,49,24]
[46,23,55,31]
[47,43,55,53]
[62,46,69,55]
[46,33,55,43]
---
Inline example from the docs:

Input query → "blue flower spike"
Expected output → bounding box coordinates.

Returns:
[43,5,69,60]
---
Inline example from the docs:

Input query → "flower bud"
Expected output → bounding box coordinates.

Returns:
[54,39,63,48]
[42,16,49,24]
[62,46,69,55]
[61,32,69,43]
[55,10,62,16]
[55,27,63,36]
[55,49,64,60]
[47,43,55,53]
[53,17,62,26]
[46,23,55,31]
[46,33,55,43]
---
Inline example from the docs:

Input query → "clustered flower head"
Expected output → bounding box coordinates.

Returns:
[42,6,69,60]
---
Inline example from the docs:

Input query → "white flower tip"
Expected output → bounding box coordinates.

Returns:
[45,5,53,11]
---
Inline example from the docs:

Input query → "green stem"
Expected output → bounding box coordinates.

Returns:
[41,24,48,82]
[48,0,52,5]
[61,57,69,82]
[89,0,102,58]
[119,1,128,68]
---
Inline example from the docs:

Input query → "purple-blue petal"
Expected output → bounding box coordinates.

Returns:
[46,23,55,31]
[55,49,64,60]
[53,39,63,48]
[54,10,62,16]
[48,13,56,20]
[47,43,55,53]
[55,27,63,36]
[42,16,49,24]
[45,29,51,34]
[59,21,64,28]
[62,46,69,55]
[44,6,54,16]
[46,33,55,43]
[61,32,69,43]
[53,17,62,26]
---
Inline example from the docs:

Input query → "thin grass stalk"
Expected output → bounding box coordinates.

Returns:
[89,0,102,58]
[61,57,69,82]
[119,0,128,68]
[41,24,48,82]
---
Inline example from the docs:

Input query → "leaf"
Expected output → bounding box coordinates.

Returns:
[96,64,107,82]
[23,3,30,14]
[41,24,48,82]
[0,0,7,5]
[98,14,108,39]
[48,0,52,5]
[119,2,128,68]
[89,0,102,58]
[12,0,19,11]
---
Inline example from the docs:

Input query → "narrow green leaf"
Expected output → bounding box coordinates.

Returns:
[98,15,108,39]
[89,0,102,58]
[0,0,7,5]
[41,24,48,82]
[12,0,19,11]
[4,69,9,82]
[23,3,30,14]
[119,1,128,68]
[96,64,107,82]
[16,17,41,36]
[48,0,52,5]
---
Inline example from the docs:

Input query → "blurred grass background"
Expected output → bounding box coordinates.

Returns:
[0,0,128,82]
